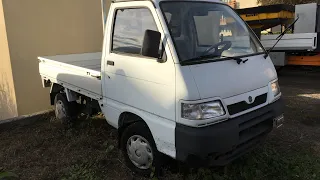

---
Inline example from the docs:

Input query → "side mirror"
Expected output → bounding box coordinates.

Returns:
[141,29,161,59]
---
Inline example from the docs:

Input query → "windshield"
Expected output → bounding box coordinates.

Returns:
[160,2,264,62]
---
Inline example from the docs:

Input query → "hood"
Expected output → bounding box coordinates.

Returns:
[189,54,277,99]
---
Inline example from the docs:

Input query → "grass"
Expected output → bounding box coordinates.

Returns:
[0,171,18,180]
[165,135,320,180]
[61,163,98,180]
[1,117,319,180]
[183,143,320,180]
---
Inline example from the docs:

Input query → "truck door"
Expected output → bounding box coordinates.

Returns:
[101,2,176,127]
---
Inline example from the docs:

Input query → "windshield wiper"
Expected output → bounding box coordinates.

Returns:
[180,54,248,65]
[264,16,300,59]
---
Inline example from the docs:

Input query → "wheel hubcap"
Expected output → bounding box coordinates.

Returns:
[55,100,67,119]
[126,135,153,170]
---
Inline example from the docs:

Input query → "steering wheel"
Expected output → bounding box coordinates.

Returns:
[201,41,232,56]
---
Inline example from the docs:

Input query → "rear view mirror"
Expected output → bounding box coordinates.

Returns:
[141,29,161,58]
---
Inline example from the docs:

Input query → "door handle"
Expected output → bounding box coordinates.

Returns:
[107,60,114,66]
[91,75,101,80]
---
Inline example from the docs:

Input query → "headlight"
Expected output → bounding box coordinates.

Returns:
[182,101,225,120]
[271,80,281,97]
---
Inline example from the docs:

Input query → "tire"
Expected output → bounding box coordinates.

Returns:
[54,93,77,126]
[120,122,163,176]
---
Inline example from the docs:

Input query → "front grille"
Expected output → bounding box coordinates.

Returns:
[227,93,267,115]
[209,110,273,165]
[239,111,273,144]
[212,130,269,163]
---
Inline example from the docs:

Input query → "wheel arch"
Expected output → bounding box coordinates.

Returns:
[50,83,64,105]
[117,111,153,148]
[106,104,175,158]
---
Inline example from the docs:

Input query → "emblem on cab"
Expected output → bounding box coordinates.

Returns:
[248,96,253,103]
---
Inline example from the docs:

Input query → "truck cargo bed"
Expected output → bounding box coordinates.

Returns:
[261,33,318,51]
[38,52,103,100]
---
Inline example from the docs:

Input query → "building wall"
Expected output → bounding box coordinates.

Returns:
[237,0,258,8]
[0,0,103,119]
[227,0,240,9]
[0,0,18,120]
[222,0,258,9]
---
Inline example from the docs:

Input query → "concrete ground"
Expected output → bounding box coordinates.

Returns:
[0,66,319,180]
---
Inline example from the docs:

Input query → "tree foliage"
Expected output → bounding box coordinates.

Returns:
[257,0,319,5]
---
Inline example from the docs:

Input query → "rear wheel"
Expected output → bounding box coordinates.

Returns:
[120,122,163,176]
[54,93,77,126]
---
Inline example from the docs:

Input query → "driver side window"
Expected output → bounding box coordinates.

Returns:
[112,8,159,56]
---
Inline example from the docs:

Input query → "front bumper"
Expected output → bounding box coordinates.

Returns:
[175,98,284,166]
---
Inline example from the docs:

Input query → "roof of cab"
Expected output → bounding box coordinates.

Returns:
[113,0,225,5]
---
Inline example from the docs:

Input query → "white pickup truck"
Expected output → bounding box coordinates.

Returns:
[38,0,284,175]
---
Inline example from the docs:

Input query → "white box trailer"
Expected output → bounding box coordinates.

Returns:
[261,33,318,51]
[265,3,320,67]
[238,3,320,67]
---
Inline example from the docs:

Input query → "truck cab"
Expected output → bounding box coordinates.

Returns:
[39,0,284,175]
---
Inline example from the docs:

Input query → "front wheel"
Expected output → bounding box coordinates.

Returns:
[120,122,163,176]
